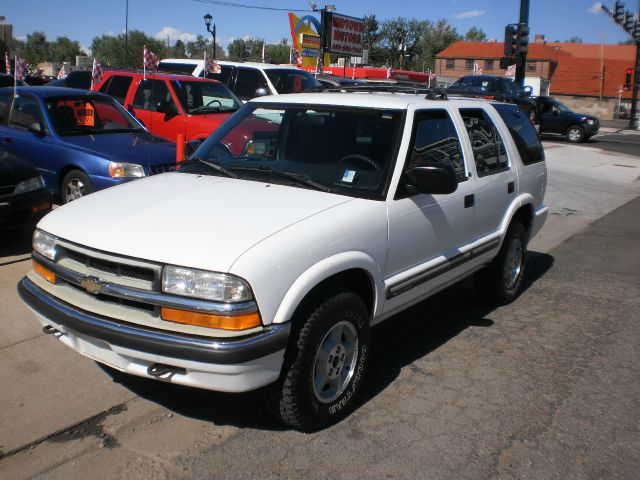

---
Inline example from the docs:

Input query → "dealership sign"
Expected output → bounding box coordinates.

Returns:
[327,13,364,56]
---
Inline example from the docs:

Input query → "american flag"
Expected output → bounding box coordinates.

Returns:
[57,65,66,79]
[5,51,10,75]
[14,56,28,81]
[91,58,103,88]
[290,47,302,66]
[351,63,356,79]
[204,52,221,75]
[473,61,482,76]
[143,45,159,71]
[505,64,516,77]
[386,67,392,79]
[316,55,323,75]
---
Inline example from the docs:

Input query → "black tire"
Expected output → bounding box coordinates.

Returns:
[61,170,95,204]
[565,125,585,143]
[475,222,527,305]
[264,291,370,431]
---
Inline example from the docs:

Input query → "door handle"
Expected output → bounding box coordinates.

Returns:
[507,181,515,194]
[464,194,475,208]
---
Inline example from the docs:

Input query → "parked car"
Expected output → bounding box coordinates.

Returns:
[0,87,176,203]
[45,70,92,90]
[157,59,323,101]
[0,73,26,87]
[93,71,243,144]
[447,75,537,120]
[534,96,599,142]
[315,74,367,89]
[18,92,547,430]
[0,148,51,231]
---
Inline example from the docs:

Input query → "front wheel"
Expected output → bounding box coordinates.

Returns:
[475,222,527,305]
[62,170,95,204]
[264,291,370,431]
[566,125,585,143]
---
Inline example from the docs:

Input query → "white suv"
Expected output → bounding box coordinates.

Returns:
[157,59,323,101]
[19,92,547,430]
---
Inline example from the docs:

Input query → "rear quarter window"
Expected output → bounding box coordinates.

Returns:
[492,103,545,165]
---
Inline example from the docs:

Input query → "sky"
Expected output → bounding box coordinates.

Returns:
[2,0,636,55]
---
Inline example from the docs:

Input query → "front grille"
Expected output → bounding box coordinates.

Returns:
[62,247,155,283]
[150,163,177,175]
[0,185,15,196]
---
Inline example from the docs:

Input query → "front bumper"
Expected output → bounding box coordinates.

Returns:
[18,276,290,392]
[583,122,599,136]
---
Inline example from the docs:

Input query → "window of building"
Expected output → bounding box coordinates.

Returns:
[527,62,536,72]
[446,59,455,69]
[465,59,475,70]
[485,59,494,70]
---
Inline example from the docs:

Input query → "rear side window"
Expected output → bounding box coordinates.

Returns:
[407,109,467,182]
[492,103,545,165]
[203,65,233,86]
[99,75,133,105]
[459,108,508,177]
[234,68,268,101]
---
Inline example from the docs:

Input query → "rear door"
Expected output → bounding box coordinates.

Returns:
[98,74,133,105]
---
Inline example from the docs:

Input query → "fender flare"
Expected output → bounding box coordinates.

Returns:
[271,251,384,325]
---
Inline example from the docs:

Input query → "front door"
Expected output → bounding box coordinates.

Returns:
[129,78,185,143]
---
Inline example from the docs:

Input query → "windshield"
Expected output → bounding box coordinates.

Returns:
[45,95,144,136]
[265,70,323,94]
[453,77,497,89]
[181,103,403,200]
[171,80,242,114]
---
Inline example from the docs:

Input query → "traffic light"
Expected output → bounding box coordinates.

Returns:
[516,23,530,56]
[626,67,633,86]
[504,24,518,56]
[623,11,634,33]
[614,1,625,24]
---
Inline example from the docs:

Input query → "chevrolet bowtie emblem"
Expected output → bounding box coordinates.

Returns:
[79,276,104,295]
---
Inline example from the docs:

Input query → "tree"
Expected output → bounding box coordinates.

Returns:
[415,19,461,72]
[91,30,164,68]
[266,38,291,64]
[227,37,263,61]
[464,27,487,42]
[566,36,583,43]
[23,31,50,64]
[378,17,426,69]
[50,37,86,63]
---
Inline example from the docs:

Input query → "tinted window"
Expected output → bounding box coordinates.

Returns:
[203,65,233,86]
[408,109,466,182]
[492,103,545,165]
[157,62,198,75]
[459,108,508,177]
[100,75,133,104]
[63,71,92,89]
[453,76,497,90]
[132,79,176,112]
[8,96,44,131]
[265,69,322,94]
[234,68,268,100]
[0,92,11,124]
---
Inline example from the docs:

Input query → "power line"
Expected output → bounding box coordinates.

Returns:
[193,0,313,12]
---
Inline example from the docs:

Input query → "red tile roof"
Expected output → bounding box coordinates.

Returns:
[436,41,636,98]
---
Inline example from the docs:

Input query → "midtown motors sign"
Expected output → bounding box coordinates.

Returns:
[327,13,364,56]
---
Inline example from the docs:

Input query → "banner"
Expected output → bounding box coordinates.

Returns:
[327,13,364,56]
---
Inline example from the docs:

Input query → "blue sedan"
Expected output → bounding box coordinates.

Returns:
[0,87,177,203]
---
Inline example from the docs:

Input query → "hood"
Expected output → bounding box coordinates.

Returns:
[38,173,352,272]
[59,131,175,166]
[0,150,39,186]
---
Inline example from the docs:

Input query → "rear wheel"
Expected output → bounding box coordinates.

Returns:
[264,291,370,431]
[62,170,94,204]
[566,125,585,143]
[475,222,527,305]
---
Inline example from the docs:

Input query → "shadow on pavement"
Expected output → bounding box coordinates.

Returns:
[100,251,554,431]
[0,227,35,261]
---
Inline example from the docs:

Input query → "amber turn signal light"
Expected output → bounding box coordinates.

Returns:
[160,307,261,331]
[33,260,56,284]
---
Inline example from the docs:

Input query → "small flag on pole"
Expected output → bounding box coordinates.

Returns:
[505,64,516,77]
[386,67,392,79]
[14,56,27,81]
[290,47,302,67]
[57,65,66,79]
[261,42,270,63]
[5,51,10,75]
[143,45,159,71]
[204,51,221,75]
[91,58,103,88]
[316,55,323,75]
[473,61,482,76]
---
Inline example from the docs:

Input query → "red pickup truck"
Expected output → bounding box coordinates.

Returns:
[92,71,243,144]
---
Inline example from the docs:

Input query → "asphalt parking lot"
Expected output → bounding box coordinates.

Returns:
[1,141,639,479]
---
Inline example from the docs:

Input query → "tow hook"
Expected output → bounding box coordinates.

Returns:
[42,325,60,335]
[147,363,186,380]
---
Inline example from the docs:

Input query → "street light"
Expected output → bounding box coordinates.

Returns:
[203,13,217,60]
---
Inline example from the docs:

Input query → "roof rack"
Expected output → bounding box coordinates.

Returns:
[324,84,448,100]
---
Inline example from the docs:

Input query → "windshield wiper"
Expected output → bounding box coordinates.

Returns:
[231,165,331,192]
[189,105,237,114]
[179,157,238,178]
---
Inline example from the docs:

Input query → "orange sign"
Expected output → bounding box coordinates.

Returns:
[76,102,95,126]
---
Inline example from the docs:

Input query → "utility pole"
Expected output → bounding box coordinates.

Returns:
[514,0,530,86]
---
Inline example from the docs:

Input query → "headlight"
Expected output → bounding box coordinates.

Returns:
[108,162,145,178]
[585,119,595,125]
[33,230,57,260]
[162,266,252,303]
[14,176,44,194]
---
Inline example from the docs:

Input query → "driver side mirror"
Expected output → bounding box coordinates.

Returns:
[254,87,269,97]
[28,122,46,136]
[405,161,458,195]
